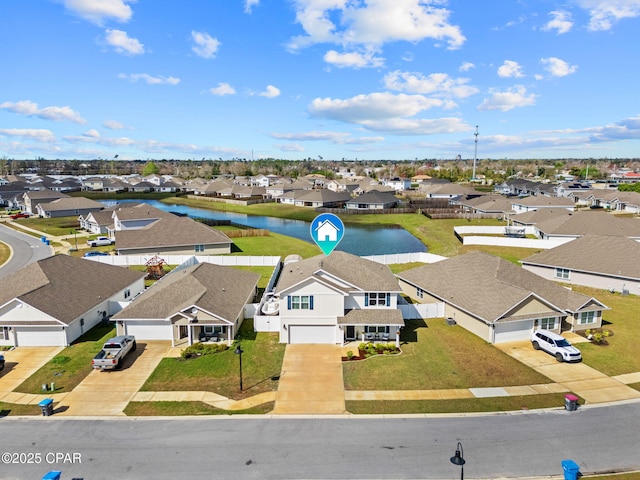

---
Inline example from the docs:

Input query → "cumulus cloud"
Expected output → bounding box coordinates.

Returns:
[244,0,260,14]
[103,119,127,130]
[209,83,236,96]
[576,0,640,31]
[323,49,384,68]
[63,0,134,25]
[459,62,475,72]
[497,60,524,78]
[270,130,384,144]
[477,85,537,111]
[383,71,478,99]
[0,128,56,142]
[287,0,465,53]
[104,29,144,55]
[0,100,87,124]
[258,85,281,98]
[357,117,470,135]
[82,129,101,138]
[540,57,578,77]
[543,10,573,34]
[191,31,220,59]
[118,73,180,85]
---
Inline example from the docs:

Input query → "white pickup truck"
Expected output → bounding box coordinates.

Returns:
[87,236,115,247]
[92,336,136,371]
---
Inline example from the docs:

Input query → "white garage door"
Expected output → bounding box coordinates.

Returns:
[125,321,172,341]
[494,320,534,343]
[15,328,66,347]
[288,325,336,344]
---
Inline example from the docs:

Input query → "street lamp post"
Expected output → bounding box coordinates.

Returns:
[234,344,243,391]
[450,442,465,480]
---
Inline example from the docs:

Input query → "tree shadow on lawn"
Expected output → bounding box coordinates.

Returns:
[400,319,427,344]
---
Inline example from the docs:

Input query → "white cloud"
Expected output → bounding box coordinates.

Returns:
[258,85,281,98]
[104,29,144,55]
[357,117,470,135]
[383,71,478,99]
[209,83,236,96]
[542,10,573,34]
[118,73,180,85]
[83,129,101,138]
[191,31,220,59]
[323,49,384,68]
[478,85,537,111]
[0,128,56,142]
[288,0,465,52]
[276,143,305,152]
[309,92,443,124]
[0,100,87,124]
[576,0,640,31]
[63,0,134,25]
[103,119,126,129]
[244,0,260,14]
[497,60,524,78]
[540,57,578,77]
[459,62,475,72]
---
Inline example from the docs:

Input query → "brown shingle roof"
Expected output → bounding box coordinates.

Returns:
[0,254,145,324]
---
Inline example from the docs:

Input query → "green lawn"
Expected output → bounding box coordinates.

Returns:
[0,241,10,267]
[229,231,320,258]
[15,324,116,394]
[343,319,551,390]
[0,402,41,417]
[17,216,81,237]
[140,320,285,400]
[124,401,274,416]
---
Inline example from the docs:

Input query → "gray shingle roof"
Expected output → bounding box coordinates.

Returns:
[536,211,640,237]
[521,234,640,280]
[338,309,405,326]
[38,197,104,212]
[0,254,145,324]
[396,251,605,323]
[112,263,259,321]
[276,251,401,294]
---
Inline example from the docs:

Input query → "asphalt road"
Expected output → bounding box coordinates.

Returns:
[0,224,53,279]
[2,402,640,480]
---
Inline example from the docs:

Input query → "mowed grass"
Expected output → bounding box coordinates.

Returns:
[124,400,274,416]
[16,216,80,237]
[228,231,320,258]
[570,285,640,376]
[0,241,11,266]
[140,320,285,400]
[343,319,551,390]
[0,402,41,417]
[15,324,115,394]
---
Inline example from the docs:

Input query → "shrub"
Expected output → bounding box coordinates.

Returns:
[181,342,228,359]
[346,350,354,360]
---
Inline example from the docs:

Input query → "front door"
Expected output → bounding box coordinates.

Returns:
[346,325,355,340]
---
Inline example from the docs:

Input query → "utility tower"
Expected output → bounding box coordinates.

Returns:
[472,125,479,180]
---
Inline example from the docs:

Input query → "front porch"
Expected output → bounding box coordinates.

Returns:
[171,314,234,347]
[338,309,405,348]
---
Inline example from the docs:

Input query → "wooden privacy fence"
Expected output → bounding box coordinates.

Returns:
[225,229,270,238]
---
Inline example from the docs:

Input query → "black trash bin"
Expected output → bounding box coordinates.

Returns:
[564,394,579,411]
[38,398,54,416]
[0,354,4,371]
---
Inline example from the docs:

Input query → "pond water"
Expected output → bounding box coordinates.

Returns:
[106,199,426,256]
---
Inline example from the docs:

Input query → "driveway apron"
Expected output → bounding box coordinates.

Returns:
[496,341,640,404]
[55,341,170,416]
[0,347,63,400]
[273,344,346,415]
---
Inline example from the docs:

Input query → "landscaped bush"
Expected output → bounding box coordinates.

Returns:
[357,342,400,358]
[181,342,228,359]
[584,328,613,345]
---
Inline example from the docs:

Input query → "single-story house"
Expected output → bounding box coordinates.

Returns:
[112,262,259,346]
[396,251,609,344]
[345,190,398,210]
[521,234,640,294]
[0,254,145,347]
[510,196,574,214]
[257,251,404,345]
[21,191,69,215]
[35,196,104,218]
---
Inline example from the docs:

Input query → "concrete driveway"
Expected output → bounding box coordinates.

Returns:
[0,347,63,397]
[272,344,346,415]
[55,341,171,416]
[496,340,640,404]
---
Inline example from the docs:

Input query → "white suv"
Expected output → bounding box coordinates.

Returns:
[87,236,115,247]
[531,329,582,363]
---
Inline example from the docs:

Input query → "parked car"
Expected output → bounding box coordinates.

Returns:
[83,251,110,257]
[9,212,30,219]
[531,329,582,362]
[92,336,136,371]
[87,236,115,247]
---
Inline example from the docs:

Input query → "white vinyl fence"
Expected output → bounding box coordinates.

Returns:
[87,254,281,267]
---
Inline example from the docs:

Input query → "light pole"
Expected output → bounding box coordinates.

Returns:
[450,442,465,480]
[234,344,243,391]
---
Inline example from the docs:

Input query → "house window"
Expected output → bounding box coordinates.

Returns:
[416,288,424,299]
[194,244,205,253]
[555,268,570,279]
[578,311,596,325]
[0,327,8,340]
[540,317,555,330]
[287,295,314,310]
[365,292,390,307]
[365,326,389,334]
[124,289,131,299]
[203,325,227,334]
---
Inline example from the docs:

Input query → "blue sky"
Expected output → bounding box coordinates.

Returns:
[1,0,640,161]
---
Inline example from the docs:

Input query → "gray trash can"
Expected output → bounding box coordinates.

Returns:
[561,459,580,480]
[564,394,579,411]
[38,398,54,416]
